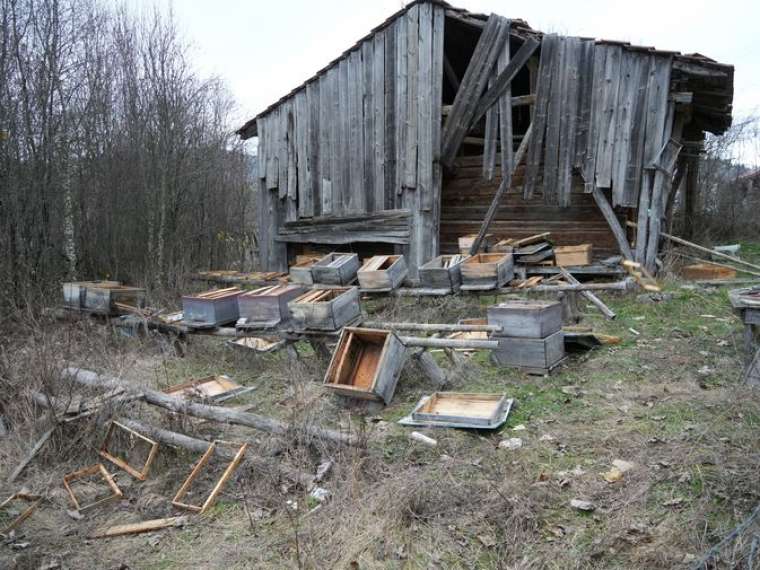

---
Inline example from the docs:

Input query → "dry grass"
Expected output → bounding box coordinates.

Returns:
[0,281,759,569]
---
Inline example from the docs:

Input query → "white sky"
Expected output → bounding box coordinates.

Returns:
[131,0,759,158]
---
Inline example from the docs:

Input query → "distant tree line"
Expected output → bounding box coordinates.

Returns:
[0,0,254,306]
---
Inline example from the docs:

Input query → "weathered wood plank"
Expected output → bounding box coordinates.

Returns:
[417,2,433,213]
[285,102,298,221]
[347,49,365,213]
[384,24,397,209]
[574,40,595,170]
[307,80,320,217]
[582,45,607,191]
[373,31,386,211]
[497,23,513,182]
[590,185,634,260]
[430,4,445,264]
[610,51,638,206]
[594,45,622,189]
[542,36,566,205]
[483,69,499,180]
[338,58,350,214]
[558,37,581,207]
[404,5,419,190]
[362,40,376,212]
[622,53,653,206]
[330,65,342,215]
[320,70,333,216]
[524,34,557,198]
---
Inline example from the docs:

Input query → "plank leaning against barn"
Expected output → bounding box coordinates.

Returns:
[497,21,513,182]
[373,30,385,212]
[307,79,320,217]
[362,40,376,212]
[404,4,419,191]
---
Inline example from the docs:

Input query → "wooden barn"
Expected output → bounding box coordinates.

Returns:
[237,0,733,276]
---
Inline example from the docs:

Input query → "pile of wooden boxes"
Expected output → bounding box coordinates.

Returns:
[487,300,565,375]
[62,281,146,316]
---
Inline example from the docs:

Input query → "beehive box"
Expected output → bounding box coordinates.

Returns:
[419,255,468,291]
[182,288,242,327]
[289,256,322,285]
[492,331,565,373]
[288,287,361,331]
[311,252,360,285]
[554,244,592,266]
[62,281,146,315]
[357,255,408,291]
[458,234,497,254]
[460,253,514,290]
[411,393,510,427]
[487,300,562,338]
[324,327,406,404]
[237,284,305,326]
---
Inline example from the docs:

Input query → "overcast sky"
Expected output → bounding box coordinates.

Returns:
[133,0,759,156]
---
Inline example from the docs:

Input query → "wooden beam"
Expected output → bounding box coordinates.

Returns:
[362,321,500,333]
[468,123,533,255]
[590,185,634,260]
[558,267,616,320]
[471,37,540,129]
[399,336,499,350]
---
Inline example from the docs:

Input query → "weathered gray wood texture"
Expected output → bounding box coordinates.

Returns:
[491,330,565,370]
[256,3,445,273]
[288,287,361,331]
[487,300,562,338]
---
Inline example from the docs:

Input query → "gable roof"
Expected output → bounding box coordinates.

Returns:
[237,0,733,139]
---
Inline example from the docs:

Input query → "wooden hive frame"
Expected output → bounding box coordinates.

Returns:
[0,491,42,534]
[63,463,123,512]
[324,327,406,404]
[171,441,248,515]
[99,420,160,481]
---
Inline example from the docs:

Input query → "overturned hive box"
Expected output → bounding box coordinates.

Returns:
[63,281,146,316]
[419,254,468,292]
[357,255,408,291]
[324,327,406,404]
[311,252,360,285]
[288,287,361,331]
[491,331,565,374]
[289,256,322,285]
[487,300,562,338]
[410,392,511,428]
[460,253,514,290]
[554,244,592,266]
[182,288,242,327]
[237,284,305,326]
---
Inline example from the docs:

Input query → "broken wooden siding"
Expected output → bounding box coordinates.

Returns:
[441,154,624,256]
[526,37,674,208]
[255,3,445,273]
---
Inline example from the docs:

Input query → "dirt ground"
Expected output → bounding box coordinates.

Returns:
[1,267,760,569]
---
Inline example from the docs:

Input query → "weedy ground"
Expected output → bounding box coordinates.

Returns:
[1,248,759,569]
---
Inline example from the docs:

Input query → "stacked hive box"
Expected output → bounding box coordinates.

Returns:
[487,300,565,375]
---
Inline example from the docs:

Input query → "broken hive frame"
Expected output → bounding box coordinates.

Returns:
[99,420,159,481]
[171,441,248,515]
[63,463,123,512]
[0,491,42,534]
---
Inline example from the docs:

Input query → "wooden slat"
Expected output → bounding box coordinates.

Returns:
[523,34,557,198]
[622,54,653,206]
[417,2,433,213]
[594,45,622,189]
[557,37,581,207]
[348,49,365,213]
[307,80,320,217]
[404,5,419,190]
[542,36,566,205]
[574,40,595,170]
[384,24,397,209]
[430,4,445,264]
[610,51,637,206]
[582,45,607,191]
[482,69,499,180]
[361,40,376,212]
[497,23,514,182]
[373,31,386,211]
[591,185,634,260]
[338,58,350,214]
[329,65,341,215]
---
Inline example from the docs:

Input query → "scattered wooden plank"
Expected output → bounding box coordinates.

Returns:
[0,492,42,534]
[8,426,56,483]
[92,516,189,539]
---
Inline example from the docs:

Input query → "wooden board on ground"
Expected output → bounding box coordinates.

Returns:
[92,516,189,539]
[228,336,285,353]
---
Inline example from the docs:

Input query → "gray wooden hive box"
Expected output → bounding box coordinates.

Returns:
[287,287,361,331]
[487,300,562,338]
[324,327,406,404]
[357,255,408,291]
[289,257,320,285]
[63,281,146,315]
[311,252,360,285]
[182,288,242,327]
[460,253,514,290]
[237,284,305,326]
[419,254,468,292]
[491,331,565,374]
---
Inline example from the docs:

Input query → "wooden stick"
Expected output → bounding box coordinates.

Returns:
[673,252,760,278]
[591,185,634,260]
[558,267,616,320]
[8,427,56,483]
[62,368,356,447]
[361,321,500,333]
[626,221,760,273]
[92,516,189,539]
[399,337,499,350]
[469,123,533,255]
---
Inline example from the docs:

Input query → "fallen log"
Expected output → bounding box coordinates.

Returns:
[558,268,616,320]
[62,368,356,447]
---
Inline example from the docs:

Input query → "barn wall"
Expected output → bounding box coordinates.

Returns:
[255,3,445,274]
[440,153,626,257]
